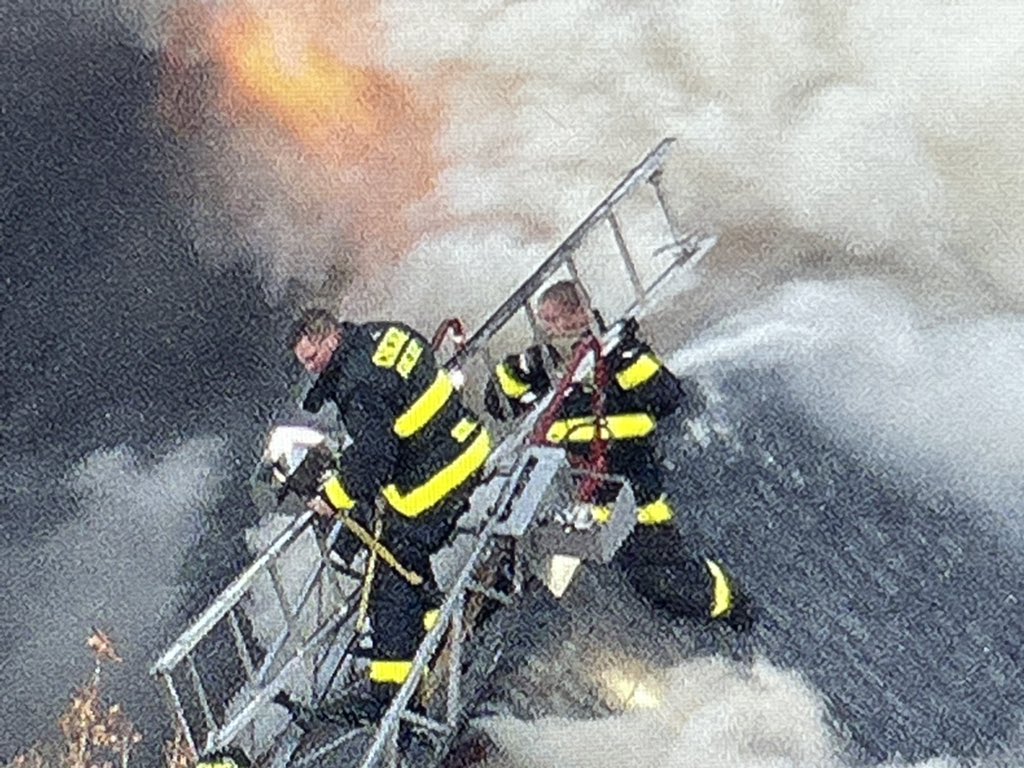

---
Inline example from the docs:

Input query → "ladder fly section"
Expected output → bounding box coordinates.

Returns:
[149,136,717,766]
[441,136,716,424]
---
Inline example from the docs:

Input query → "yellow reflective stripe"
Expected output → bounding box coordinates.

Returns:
[545,413,656,443]
[383,428,491,517]
[395,338,423,379]
[372,327,410,368]
[197,762,239,768]
[637,495,674,525]
[705,559,734,618]
[393,370,455,438]
[495,362,530,398]
[369,659,413,684]
[322,475,356,511]
[592,506,613,525]
[615,353,662,390]
[423,608,440,631]
[450,417,476,443]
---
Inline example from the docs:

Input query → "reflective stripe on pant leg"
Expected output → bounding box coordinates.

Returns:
[615,353,662,390]
[636,494,674,525]
[322,475,356,511]
[369,659,413,684]
[705,559,734,618]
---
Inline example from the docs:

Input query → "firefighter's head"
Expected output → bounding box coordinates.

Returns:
[537,280,591,339]
[290,308,341,375]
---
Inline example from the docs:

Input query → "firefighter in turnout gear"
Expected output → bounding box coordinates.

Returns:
[288,308,492,724]
[485,281,751,630]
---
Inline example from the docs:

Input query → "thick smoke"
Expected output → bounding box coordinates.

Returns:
[50,1,1024,765]
[0,437,228,757]
[672,280,1024,515]
[480,657,979,768]
[482,658,841,768]
[355,0,1024,322]
[138,0,1024,315]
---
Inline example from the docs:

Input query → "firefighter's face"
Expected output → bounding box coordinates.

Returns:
[293,333,338,374]
[538,298,590,339]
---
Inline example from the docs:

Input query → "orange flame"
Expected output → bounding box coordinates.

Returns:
[163,0,444,266]
[214,9,381,150]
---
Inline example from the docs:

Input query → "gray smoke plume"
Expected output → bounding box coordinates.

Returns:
[0,437,228,755]
[671,279,1024,516]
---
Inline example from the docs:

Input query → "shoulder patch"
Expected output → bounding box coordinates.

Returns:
[372,327,410,369]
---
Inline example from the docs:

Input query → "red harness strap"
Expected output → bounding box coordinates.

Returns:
[530,335,610,503]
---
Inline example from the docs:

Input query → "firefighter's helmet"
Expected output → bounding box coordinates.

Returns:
[261,425,331,486]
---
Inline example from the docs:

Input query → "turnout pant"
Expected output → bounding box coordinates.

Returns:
[571,439,735,623]
[363,495,465,695]
[613,523,730,623]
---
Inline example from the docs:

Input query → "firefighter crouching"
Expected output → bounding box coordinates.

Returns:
[287,308,492,724]
[485,281,752,631]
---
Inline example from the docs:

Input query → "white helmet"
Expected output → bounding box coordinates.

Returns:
[261,425,331,485]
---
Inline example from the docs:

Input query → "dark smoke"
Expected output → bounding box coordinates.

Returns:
[1,1,293,759]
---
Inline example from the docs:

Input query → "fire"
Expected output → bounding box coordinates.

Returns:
[214,8,382,151]
[162,0,444,266]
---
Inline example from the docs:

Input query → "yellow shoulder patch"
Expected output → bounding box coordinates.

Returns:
[372,327,410,369]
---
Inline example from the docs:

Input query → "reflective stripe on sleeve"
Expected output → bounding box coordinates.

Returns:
[322,475,356,511]
[393,370,455,438]
[495,362,530,399]
[615,353,662,390]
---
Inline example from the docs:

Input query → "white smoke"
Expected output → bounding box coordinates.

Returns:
[352,0,1024,324]
[671,279,1024,515]
[0,437,228,750]
[482,657,841,768]
[479,656,981,768]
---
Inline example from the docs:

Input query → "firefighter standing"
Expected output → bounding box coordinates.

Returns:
[485,281,751,630]
[287,308,492,722]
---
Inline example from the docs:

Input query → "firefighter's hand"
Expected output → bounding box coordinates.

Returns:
[307,495,337,519]
[283,444,336,501]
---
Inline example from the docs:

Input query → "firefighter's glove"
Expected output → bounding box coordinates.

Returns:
[280,443,336,502]
[301,384,327,414]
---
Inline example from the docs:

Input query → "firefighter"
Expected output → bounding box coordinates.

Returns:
[286,308,492,724]
[485,281,752,630]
